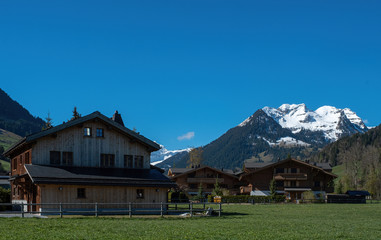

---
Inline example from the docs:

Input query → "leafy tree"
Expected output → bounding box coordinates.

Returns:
[187,147,203,167]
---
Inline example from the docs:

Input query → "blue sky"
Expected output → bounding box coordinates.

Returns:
[1,1,380,150]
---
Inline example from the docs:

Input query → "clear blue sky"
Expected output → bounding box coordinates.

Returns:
[1,1,380,150]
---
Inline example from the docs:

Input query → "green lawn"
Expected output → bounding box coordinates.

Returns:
[1,204,381,239]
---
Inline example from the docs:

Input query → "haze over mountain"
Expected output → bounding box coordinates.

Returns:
[157,104,369,170]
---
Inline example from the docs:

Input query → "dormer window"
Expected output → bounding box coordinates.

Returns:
[96,128,104,137]
[84,127,92,136]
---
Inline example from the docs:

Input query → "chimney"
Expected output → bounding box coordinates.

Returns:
[112,111,124,126]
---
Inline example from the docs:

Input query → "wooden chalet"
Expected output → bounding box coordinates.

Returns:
[169,166,242,196]
[240,158,337,201]
[4,111,176,212]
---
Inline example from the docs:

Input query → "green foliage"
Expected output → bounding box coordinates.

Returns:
[220,195,285,203]
[269,179,277,200]
[187,147,203,167]
[0,187,10,210]
[212,178,222,196]
[168,191,189,203]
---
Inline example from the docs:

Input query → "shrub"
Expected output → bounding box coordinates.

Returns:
[221,195,285,203]
[0,187,11,211]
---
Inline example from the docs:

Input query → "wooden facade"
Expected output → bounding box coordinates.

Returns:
[5,111,175,211]
[169,166,242,196]
[240,158,337,200]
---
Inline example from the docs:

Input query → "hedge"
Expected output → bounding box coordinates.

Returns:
[208,195,286,203]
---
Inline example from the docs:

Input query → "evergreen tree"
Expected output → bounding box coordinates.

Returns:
[71,107,81,120]
[197,183,204,200]
[212,177,223,196]
[269,178,277,200]
[42,112,53,130]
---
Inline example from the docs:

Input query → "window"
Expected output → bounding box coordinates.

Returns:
[124,155,133,168]
[77,188,86,198]
[314,181,321,187]
[12,158,17,170]
[207,184,214,189]
[84,127,92,136]
[290,181,297,187]
[19,155,23,165]
[276,181,284,187]
[50,151,61,165]
[220,184,228,188]
[189,184,197,189]
[136,189,144,199]
[25,152,30,164]
[134,155,144,168]
[100,154,115,167]
[96,128,104,137]
[275,168,284,174]
[62,152,73,165]
[291,168,297,173]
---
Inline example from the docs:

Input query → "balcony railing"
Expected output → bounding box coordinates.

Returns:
[274,173,307,181]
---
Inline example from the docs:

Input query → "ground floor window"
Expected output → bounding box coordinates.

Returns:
[77,188,86,199]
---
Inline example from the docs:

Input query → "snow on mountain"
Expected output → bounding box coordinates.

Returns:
[150,145,192,166]
[260,103,367,141]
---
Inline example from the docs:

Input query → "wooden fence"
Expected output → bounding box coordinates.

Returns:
[0,202,222,218]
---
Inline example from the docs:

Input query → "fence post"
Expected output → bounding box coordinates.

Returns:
[190,202,193,217]
[218,202,221,217]
[95,202,98,217]
[21,203,24,218]
[203,202,205,211]
[175,203,177,210]
[160,202,163,217]
[129,202,132,218]
[59,203,63,218]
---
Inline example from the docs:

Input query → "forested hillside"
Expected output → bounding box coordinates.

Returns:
[0,88,45,137]
[310,125,381,197]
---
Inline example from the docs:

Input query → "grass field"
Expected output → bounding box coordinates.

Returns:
[1,204,380,239]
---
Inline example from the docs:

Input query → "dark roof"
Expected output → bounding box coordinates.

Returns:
[244,162,272,169]
[4,111,160,156]
[314,162,332,171]
[171,166,239,180]
[23,164,176,188]
[346,190,371,196]
[170,168,191,175]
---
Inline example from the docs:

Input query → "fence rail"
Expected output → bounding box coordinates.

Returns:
[0,202,222,218]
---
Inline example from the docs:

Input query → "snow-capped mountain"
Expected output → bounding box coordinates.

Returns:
[150,145,191,166]
[158,103,369,170]
[260,104,368,142]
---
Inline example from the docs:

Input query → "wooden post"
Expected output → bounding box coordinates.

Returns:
[95,202,98,217]
[21,203,24,218]
[129,202,132,218]
[203,202,205,211]
[190,202,193,217]
[219,202,222,217]
[160,202,163,217]
[59,203,63,218]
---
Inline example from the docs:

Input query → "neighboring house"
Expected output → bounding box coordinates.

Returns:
[0,176,10,189]
[240,158,337,200]
[4,111,175,212]
[169,166,242,196]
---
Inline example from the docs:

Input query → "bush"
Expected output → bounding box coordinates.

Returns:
[0,187,11,211]
[221,195,285,203]
[168,191,189,203]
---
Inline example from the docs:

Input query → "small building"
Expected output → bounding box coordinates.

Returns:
[4,111,176,212]
[169,166,242,196]
[240,158,337,201]
[327,191,371,203]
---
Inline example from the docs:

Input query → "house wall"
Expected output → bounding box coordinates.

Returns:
[242,161,335,193]
[39,184,168,208]
[31,120,151,169]
[11,149,32,176]
[173,168,241,195]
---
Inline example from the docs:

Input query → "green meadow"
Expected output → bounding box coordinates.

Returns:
[1,203,380,239]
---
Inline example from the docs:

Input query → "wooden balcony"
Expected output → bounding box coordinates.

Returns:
[274,173,307,181]
[187,177,224,184]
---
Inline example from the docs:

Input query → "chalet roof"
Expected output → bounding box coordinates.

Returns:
[346,190,371,196]
[244,162,272,169]
[169,168,191,175]
[313,162,332,171]
[240,158,337,180]
[170,166,238,180]
[22,164,176,188]
[4,111,160,156]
